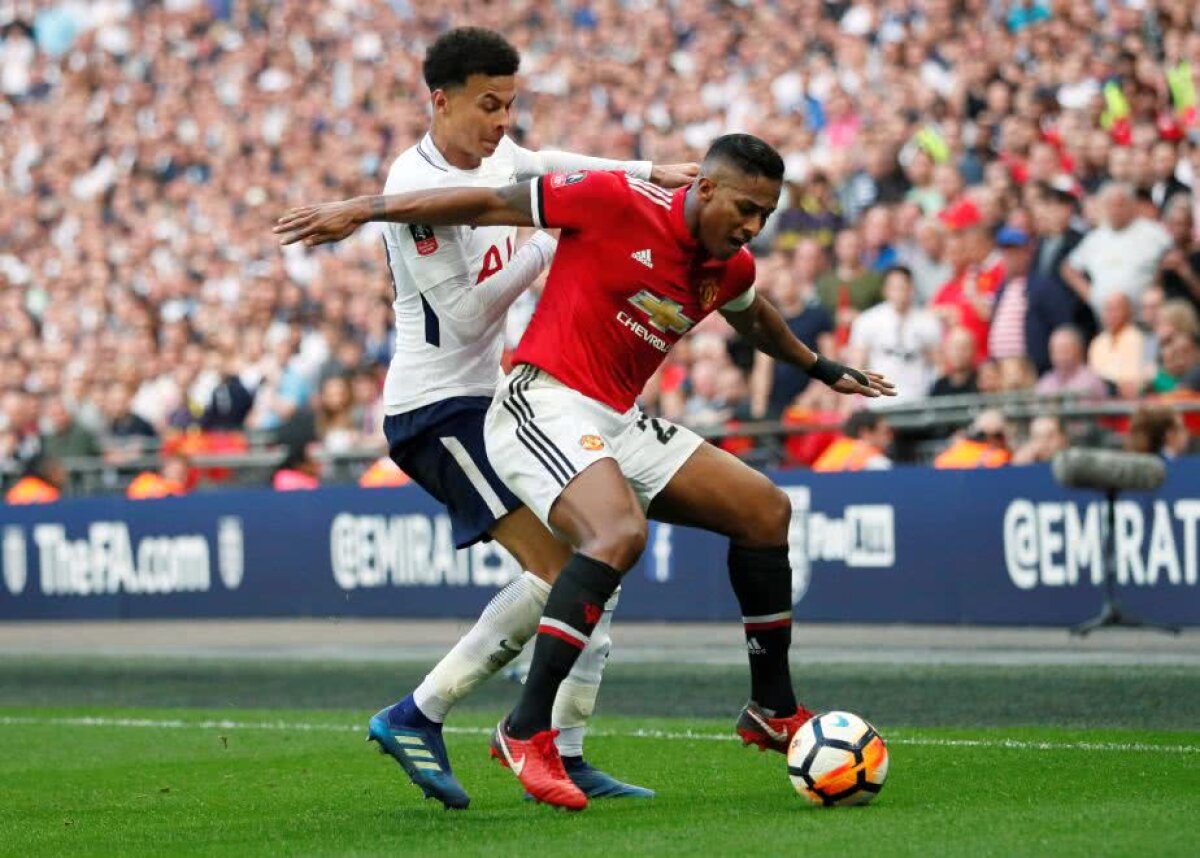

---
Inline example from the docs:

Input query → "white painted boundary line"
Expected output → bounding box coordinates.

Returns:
[0,715,1196,755]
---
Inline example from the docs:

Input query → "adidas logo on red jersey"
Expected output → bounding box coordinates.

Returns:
[631,249,654,269]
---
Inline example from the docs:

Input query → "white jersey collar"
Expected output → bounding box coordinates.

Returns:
[417,132,491,175]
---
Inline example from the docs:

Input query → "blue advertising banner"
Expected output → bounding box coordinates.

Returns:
[1,460,1197,626]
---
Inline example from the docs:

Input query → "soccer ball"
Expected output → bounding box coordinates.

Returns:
[786,711,889,807]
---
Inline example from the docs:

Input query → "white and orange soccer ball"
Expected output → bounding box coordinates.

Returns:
[786,711,889,807]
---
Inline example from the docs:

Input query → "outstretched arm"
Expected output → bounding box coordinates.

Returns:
[508,142,698,189]
[275,182,535,247]
[722,294,896,399]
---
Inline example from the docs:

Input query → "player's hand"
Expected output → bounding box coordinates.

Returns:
[274,198,370,247]
[649,163,700,189]
[833,369,896,399]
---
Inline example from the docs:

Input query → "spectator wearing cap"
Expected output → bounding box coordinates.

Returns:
[1158,196,1200,314]
[812,410,894,472]
[1025,178,1095,374]
[931,198,1004,362]
[1035,326,1110,399]
[988,226,1035,362]
[1088,293,1148,397]
[848,266,941,406]
[1061,182,1173,319]
[816,229,884,348]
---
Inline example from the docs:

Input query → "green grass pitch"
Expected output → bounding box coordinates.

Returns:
[0,658,1196,856]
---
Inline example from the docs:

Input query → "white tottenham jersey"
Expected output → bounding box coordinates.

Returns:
[381,134,651,415]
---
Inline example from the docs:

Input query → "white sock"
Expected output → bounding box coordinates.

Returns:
[553,587,619,758]
[413,571,550,723]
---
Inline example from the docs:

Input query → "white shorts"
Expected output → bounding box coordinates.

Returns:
[484,364,705,527]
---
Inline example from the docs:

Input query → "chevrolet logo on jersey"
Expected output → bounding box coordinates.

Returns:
[628,291,695,335]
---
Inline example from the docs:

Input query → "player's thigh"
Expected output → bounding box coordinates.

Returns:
[548,458,646,572]
[385,401,523,551]
[613,411,704,511]
[646,439,792,548]
[488,506,573,583]
[486,365,646,570]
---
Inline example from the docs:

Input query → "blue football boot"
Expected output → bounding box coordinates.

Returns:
[564,757,656,799]
[367,695,470,810]
[523,756,655,800]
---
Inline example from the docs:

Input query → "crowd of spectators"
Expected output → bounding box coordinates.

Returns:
[2,0,1199,496]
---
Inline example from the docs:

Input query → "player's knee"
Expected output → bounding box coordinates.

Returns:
[735,486,792,547]
[583,515,647,572]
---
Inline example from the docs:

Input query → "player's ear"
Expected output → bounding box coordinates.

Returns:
[696,175,717,202]
[431,89,450,115]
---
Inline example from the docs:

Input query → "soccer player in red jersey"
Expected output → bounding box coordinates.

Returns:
[277,134,894,810]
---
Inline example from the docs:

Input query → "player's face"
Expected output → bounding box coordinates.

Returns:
[435,74,517,160]
[696,170,780,259]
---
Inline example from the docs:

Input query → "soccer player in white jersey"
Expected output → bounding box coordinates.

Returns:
[361,27,696,809]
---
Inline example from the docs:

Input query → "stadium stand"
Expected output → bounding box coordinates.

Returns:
[1,0,1198,498]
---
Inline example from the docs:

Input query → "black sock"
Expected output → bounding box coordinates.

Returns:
[728,543,797,716]
[507,553,623,738]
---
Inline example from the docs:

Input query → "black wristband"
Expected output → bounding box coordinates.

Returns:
[808,354,868,387]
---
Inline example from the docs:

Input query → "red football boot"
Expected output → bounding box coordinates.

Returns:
[736,701,816,754]
[489,721,588,811]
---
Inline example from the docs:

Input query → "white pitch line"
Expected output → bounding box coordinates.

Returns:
[0,715,1196,755]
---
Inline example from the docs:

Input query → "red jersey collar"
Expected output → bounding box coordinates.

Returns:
[670,186,699,250]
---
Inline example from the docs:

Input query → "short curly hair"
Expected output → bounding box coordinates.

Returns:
[423,27,520,92]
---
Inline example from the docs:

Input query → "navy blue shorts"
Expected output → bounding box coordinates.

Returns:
[384,397,522,549]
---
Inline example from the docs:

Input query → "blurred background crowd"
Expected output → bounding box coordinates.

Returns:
[1,0,1199,500]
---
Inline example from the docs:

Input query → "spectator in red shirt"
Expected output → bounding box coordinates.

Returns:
[931,198,1005,362]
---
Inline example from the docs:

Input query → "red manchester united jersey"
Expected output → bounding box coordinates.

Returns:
[514,171,756,412]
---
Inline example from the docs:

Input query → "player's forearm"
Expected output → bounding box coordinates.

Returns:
[431,233,557,334]
[359,187,523,228]
[275,183,535,247]
[514,147,652,182]
[732,298,818,369]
